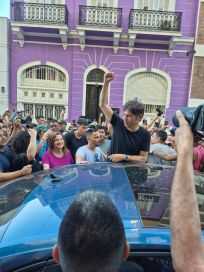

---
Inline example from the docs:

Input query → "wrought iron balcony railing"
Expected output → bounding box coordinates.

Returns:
[79,5,122,28]
[129,9,182,32]
[12,2,68,25]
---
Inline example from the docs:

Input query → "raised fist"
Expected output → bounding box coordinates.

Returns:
[104,72,114,83]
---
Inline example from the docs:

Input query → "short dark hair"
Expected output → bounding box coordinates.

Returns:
[58,190,125,272]
[12,131,30,154]
[155,130,167,143]
[76,118,89,126]
[86,128,98,140]
[96,125,105,130]
[123,98,144,116]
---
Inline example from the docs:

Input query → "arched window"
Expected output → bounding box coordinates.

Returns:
[22,65,66,89]
[18,64,68,120]
[87,69,104,83]
[125,72,168,114]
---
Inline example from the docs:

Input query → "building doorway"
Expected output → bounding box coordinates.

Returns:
[85,69,105,121]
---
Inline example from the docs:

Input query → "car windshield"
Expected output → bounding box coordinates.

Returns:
[0,163,204,235]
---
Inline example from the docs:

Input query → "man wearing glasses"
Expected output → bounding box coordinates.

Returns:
[75,128,106,164]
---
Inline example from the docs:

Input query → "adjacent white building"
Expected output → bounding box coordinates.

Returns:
[0,17,10,113]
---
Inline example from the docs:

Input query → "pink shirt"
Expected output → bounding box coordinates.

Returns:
[193,145,204,170]
[42,150,74,169]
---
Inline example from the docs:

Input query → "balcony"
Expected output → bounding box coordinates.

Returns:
[129,9,182,32]
[79,5,122,28]
[128,9,183,54]
[77,5,122,53]
[11,2,69,49]
[13,2,68,25]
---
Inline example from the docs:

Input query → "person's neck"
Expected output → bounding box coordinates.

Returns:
[74,130,82,139]
[100,138,105,145]
[87,142,96,151]
[126,123,140,132]
[52,148,63,155]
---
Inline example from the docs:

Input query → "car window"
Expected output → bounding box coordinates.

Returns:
[126,165,204,229]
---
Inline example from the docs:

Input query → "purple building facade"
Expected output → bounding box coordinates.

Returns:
[9,0,198,122]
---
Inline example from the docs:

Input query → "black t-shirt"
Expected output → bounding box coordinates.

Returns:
[109,113,150,155]
[64,131,88,161]
[12,153,42,173]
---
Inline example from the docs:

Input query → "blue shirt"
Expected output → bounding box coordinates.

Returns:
[76,146,105,163]
[36,140,48,159]
[0,146,12,173]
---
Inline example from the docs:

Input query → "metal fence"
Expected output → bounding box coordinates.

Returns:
[79,5,122,28]
[129,9,182,31]
[13,2,68,25]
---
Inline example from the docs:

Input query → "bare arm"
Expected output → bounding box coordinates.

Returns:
[152,151,177,161]
[170,111,204,272]
[75,156,87,164]
[147,114,160,130]
[5,118,21,146]
[99,72,114,122]
[36,129,51,154]
[108,151,148,163]
[0,165,32,182]
[42,163,50,170]
[27,129,37,161]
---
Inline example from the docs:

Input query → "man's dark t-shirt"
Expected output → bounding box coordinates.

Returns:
[109,113,150,155]
[64,131,88,162]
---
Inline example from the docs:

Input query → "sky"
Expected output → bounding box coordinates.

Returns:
[0,0,10,18]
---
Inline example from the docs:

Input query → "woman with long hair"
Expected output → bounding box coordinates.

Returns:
[42,131,73,170]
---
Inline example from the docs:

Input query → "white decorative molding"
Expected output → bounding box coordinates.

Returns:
[77,26,122,52]
[77,28,86,51]
[188,99,204,107]
[194,45,204,57]
[128,33,137,54]
[113,31,122,53]
[168,37,176,56]
[59,29,68,43]
[17,61,41,87]
[11,22,69,49]
[12,26,25,46]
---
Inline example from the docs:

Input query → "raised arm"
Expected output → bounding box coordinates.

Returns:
[170,111,204,272]
[27,129,37,161]
[99,72,114,122]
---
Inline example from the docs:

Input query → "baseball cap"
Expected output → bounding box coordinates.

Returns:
[36,124,48,133]
[76,118,89,126]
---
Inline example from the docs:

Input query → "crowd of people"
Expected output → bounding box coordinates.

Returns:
[53,111,204,272]
[1,71,204,271]
[0,72,204,182]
